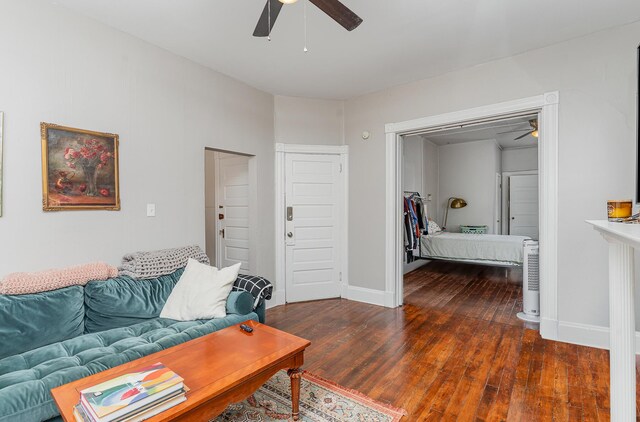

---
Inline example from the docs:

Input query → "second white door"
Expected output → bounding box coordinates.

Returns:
[509,174,539,239]
[216,153,251,272]
[285,153,343,303]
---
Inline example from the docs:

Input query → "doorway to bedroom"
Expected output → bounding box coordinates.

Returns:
[400,114,541,326]
[385,92,559,339]
[402,115,540,268]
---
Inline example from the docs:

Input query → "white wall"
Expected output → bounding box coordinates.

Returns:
[0,1,276,284]
[401,135,440,223]
[401,135,427,273]
[402,136,424,193]
[345,21,640,335]
[274,95,344,145]
[437,140,501,232]
[502,147,538,172]
[422,140,439,224]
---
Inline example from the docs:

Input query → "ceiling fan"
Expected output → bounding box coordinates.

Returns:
[253,0,363,37]
[498,119,539,140]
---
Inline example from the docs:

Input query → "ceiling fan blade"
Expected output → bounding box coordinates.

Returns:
[496,129,531,135]
[308,0,363,31]
[253,0,284,37]
[514,131,533,140]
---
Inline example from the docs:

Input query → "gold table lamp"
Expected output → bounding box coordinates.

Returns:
[442,197,467,230]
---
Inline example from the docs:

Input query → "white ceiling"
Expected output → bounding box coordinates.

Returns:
[421,115,539,149]
[51,0,640,99]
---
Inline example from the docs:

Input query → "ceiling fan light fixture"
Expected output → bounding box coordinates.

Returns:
[532,130,539,138]
[255,0,362,38]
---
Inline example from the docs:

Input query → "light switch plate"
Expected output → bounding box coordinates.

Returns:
[146,203,156,217]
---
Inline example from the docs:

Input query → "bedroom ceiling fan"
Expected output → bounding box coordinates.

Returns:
[498,119,539,141]
[253,0,363,37]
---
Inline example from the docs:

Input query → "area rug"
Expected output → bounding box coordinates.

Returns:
[213,370,406,421]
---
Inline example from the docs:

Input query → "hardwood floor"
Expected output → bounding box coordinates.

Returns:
[268,261,637,421]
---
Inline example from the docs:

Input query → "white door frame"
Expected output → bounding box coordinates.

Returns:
[213,151,222,267]
[385,92,559,341]
[274,143,349,307]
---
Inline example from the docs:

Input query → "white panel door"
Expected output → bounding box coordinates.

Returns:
[216,153,250,272]
[509,174,539,239]
[285,153,342,302]
[494,173,502,234]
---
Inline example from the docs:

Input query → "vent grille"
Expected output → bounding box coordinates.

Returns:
[527,253,539,291]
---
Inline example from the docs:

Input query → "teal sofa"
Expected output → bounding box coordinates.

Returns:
[0,268,265,422]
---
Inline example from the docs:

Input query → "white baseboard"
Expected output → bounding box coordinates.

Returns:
[540,317,559,341]
[556,320,640,354]
[267,286,390,309]
[265,289,285,309]
[343,285,387,307]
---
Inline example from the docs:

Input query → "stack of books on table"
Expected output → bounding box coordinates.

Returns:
[73,362,186,422]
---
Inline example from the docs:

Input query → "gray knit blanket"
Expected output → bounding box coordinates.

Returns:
[118,245,210,279]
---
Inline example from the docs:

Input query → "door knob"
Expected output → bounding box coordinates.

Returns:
[287,232,293,238]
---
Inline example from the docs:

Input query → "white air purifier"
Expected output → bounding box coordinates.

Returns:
[517,239,540,323]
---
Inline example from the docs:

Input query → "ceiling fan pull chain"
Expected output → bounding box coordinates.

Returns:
[303,0,308,52]
[268,0,271,41]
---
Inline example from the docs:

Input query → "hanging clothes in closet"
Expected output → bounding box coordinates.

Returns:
[403,192,428,263]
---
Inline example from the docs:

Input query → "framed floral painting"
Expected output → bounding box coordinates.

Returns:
[41,123,120,211]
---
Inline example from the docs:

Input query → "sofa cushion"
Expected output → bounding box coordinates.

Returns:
[0,312,258,422]
[160,260,241,321]
[84,269,184,333]
[0,286,84,361]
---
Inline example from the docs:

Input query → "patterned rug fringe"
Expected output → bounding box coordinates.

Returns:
[301,371,408,420]
[214,369,407,421]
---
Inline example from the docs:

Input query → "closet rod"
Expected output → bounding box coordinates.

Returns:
[403,191,427,200]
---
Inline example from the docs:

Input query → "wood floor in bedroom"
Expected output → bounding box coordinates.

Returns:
[268,261,637,421]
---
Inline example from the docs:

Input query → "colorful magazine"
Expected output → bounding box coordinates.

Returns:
[73,404,89,422]
[119,394,186,422]
[80,362,183,421]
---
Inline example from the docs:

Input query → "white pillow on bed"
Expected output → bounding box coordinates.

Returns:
[428,220,442,234]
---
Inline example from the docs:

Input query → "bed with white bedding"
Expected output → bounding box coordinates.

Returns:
[419,232,531,266]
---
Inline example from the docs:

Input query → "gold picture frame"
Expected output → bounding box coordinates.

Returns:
[41,122,120,211]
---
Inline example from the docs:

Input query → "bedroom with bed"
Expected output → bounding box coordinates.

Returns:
[401,115,541,324]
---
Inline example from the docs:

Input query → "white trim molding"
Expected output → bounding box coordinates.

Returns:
[343,285,388,307]
[557,320,640,354]
[384,92,560,343]
[274,143,349,305]
[275,143,349,154]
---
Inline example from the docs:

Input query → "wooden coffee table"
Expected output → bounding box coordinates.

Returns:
[51,320,311,421]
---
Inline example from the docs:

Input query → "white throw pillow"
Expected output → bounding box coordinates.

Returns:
[160,259,241,321]
[428,220,442,234]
